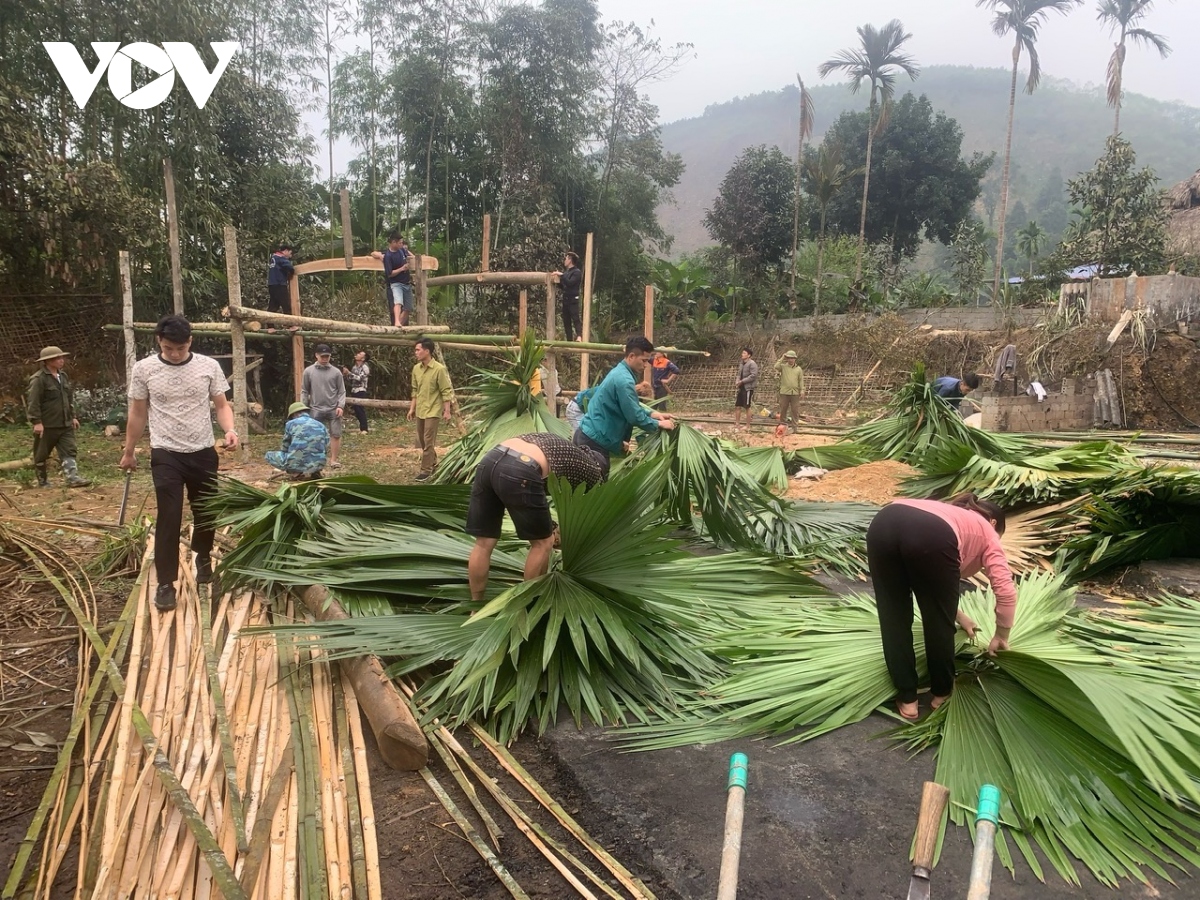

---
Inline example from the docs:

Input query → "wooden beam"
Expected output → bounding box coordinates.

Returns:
[580,232,594,389]
[164,159,184,316]
[227,307,449,335]
[224,226,249,461]
[518,289,527,338]
[544,274,559,411]
[481,214,490,272]
[289,271,304,401]
[291,255,439,277]
[425,271,556,288]
[643,284,655,389]
[119,250,136,387]
[339,188,354,268]
[341,398,412,410]
[414,254,429,325]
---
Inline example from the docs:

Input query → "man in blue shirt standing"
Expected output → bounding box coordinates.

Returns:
[574,336,675,469]
[267,244,294,314]
[933,373,981,411]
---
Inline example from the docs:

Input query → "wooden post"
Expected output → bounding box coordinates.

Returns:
[544,274,559,411]
[481,214,491,271]
[642,283,655,390]
[414,254,429,325]
[518,288,528,338]
[120,251,136,387]
[164,159,184,316]
[339,188,353,268]
[289,271,304,401]
[580,232,594,389]
[224,226,249,460]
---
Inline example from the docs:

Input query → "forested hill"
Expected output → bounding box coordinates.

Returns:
[659,64,1200,255]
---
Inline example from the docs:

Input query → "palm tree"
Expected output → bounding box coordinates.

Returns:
[1015,220,1047,275]
[1097,0,1171,136]
[789,76,816,296]
[802,146,862,315]
[977,0,1082,306]
[818,20,919,288]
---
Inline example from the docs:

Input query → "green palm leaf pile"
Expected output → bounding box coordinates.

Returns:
[783,441,876,472]
[846,363,1033,466]
[626,423,874,573]
[433,330,569,484]
[267,463,825,742]
[628,572,1200,887]
[725,444,789,493]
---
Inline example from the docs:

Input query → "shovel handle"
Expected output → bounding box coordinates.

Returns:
[913,781,950,872]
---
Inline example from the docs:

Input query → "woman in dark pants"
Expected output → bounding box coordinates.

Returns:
[866,493,1018,721]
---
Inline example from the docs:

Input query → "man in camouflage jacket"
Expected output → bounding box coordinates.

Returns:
[26,346,90,488]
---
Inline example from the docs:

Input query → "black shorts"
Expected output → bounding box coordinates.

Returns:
[466,446,553,540]
[267,284,291,313]
[735,387,755,409]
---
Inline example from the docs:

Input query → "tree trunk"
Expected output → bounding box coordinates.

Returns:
[815,207,828,317]
[991,42,1021,306]
[789,103,805,294]
[854,95,877,286]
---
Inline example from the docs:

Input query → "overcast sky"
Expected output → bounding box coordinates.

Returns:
[605,0,1198,122]
[311,0,1197,176]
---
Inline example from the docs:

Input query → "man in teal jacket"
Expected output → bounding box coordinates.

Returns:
[574,336,675,468]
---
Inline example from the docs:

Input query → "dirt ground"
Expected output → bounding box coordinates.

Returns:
[0,414,1193,899]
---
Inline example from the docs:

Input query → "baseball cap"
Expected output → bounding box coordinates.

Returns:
[315,343,332,355]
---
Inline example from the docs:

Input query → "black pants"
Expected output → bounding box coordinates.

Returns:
[350,390,369,432]
[32,427,76,470]
[571,428,611,479]
[267,284,291,313]
[562,295,582,341]
[150,447,219,587]
[866,503,961,703]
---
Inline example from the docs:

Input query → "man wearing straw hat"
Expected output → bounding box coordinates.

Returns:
[773,350,806,436]
[26,345,91,488]
[265,401,329,480]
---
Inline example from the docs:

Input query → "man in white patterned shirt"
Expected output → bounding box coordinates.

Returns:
[120,315,239,611]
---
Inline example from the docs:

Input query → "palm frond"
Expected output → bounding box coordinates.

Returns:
[784,442,875,472]
[725,444,789,493]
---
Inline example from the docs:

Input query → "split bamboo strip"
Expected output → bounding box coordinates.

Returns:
[17,545,249,900]
[334,680,369,900]
[200,581,248,852]
[419,766,532,900]
[468,722,658,900]
[237,741,294,897]
[343,682,381,900]
[1,559,147,900]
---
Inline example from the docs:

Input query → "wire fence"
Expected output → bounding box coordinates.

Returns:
[667,365,900,412]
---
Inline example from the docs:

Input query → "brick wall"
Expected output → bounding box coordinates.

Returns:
[980,381,1094,432]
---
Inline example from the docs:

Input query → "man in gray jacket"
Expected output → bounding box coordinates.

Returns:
[733,347,759,431]
[301,343,346,468]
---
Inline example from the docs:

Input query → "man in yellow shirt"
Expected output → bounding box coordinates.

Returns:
[774,350,806,435]
[407,338,455,480]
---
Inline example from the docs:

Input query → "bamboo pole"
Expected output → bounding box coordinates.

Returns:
[120,251,137,387]
[225,226,250,462]
[426,271,555,287]
[545,274,560,410]
[518,289,528,339]
[165,159,184,316]
[343,681,381,900]
[414,253,429,326]
[581,232,594,389]
[334,680,369,900]
[289,277,304,402]
[227,306,448,335]
[481,214,491,271]
[339,189,353,268]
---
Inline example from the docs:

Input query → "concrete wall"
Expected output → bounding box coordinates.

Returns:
[980,377,1094,432]
[775,306,1041,334]
[1077,273,1200,324]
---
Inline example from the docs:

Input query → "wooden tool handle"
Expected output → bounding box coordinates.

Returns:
[913,781,951,871]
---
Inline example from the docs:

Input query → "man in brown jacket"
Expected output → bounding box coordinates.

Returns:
[26,346,91,488]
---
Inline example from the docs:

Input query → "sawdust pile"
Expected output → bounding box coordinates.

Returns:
[785,459,915,506]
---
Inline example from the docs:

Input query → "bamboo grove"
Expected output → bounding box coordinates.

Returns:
[201,340,1200,889]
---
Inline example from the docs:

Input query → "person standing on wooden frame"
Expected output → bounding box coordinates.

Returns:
[553,251,584,341]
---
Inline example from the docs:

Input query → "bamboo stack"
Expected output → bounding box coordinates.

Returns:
[8,542,381,900]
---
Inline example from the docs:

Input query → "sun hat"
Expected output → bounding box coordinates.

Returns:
[783,350,798,359]
[38,346,69,362]
[287,401,310,416]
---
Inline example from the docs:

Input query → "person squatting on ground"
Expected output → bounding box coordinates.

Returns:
[574,336,674,469]
[371,234,413,327]
[553,251,584,342]
[466,433,607,600]
[773,350,806,437]
[733,347,758,430]
[265,402,329,479]
[650,351,680,411]
[266,244,295,319]
[120,315,238,612]
[343,350,371,434]
[933,372,981,414]
[866,493,1017,721]
[301,343,346,468]
[408,338,455,481]
[26,345,91,488]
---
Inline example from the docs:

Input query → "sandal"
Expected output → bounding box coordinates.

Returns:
[896,700,919,721]
[930,695,950,711]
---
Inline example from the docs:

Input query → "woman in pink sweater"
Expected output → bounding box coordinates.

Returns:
[866,493,1018,721]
